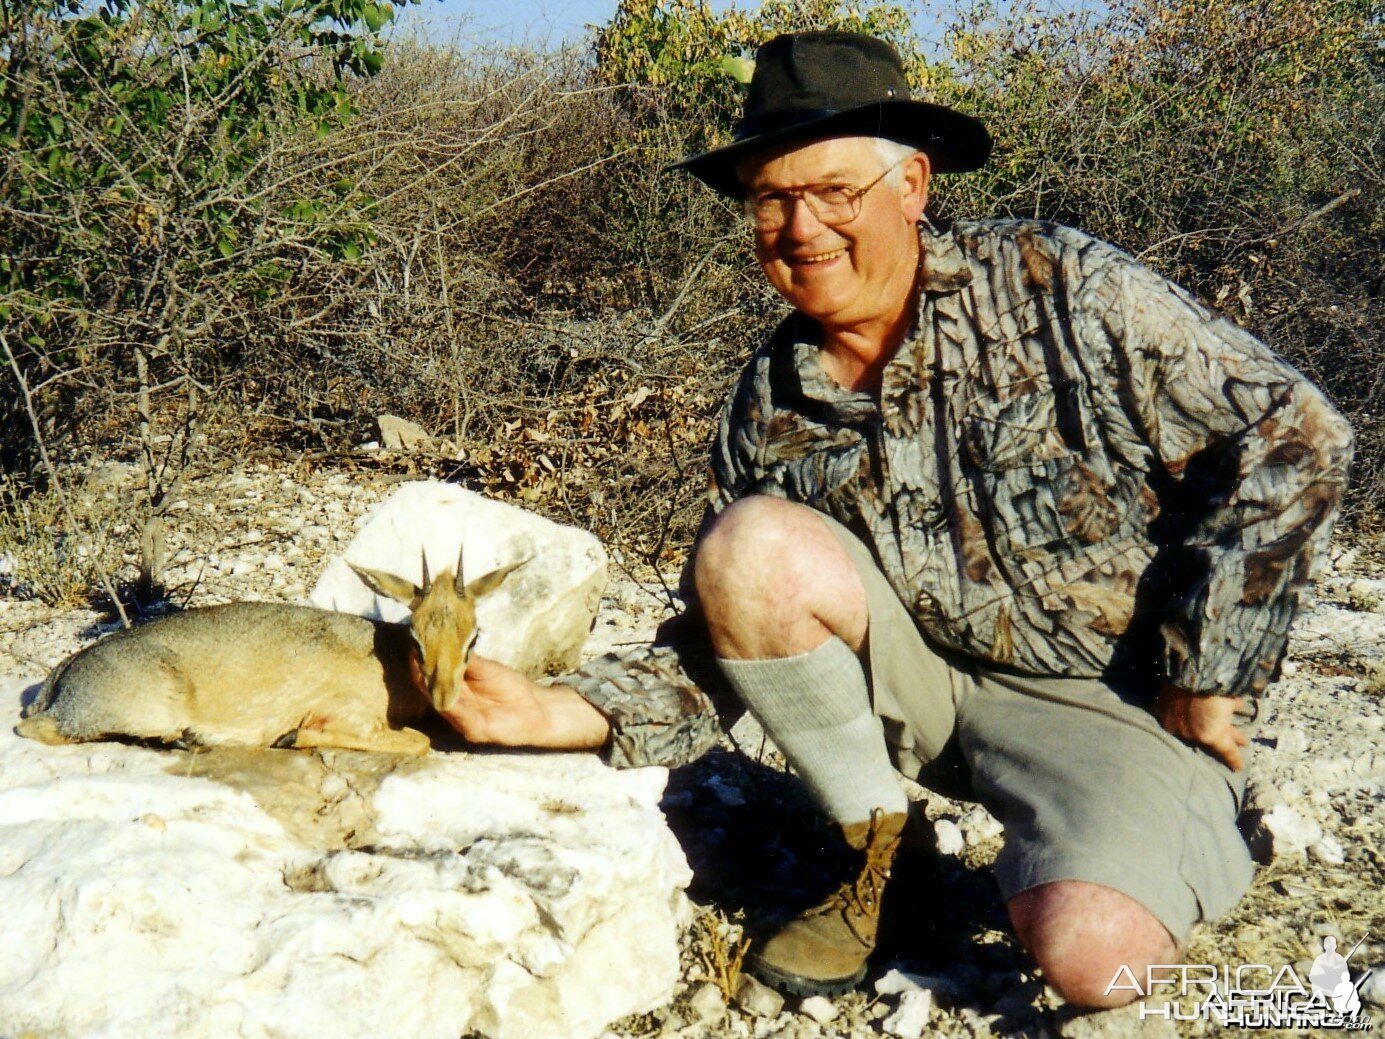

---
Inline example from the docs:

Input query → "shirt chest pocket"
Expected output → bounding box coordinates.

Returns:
[963,383,1125,555]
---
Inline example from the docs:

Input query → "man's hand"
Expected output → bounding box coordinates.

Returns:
[1154,685,1249,772]
[437,654,611,751]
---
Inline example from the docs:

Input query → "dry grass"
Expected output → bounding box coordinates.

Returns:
[0,477,130,609]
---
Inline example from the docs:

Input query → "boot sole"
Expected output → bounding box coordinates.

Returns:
[746,955,868,998]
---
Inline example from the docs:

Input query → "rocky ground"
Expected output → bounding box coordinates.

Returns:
[1,459,1382,1038]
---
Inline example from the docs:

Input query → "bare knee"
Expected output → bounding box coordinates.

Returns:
[1009,881,1179,1009]
[694,497,866,659]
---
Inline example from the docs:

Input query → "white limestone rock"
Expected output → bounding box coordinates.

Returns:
[733,974,785,1018]
[1309,834,1346,865]
[1258,804,1323,859]
[959,805,1004,846]
[798,995,838,1024]
[0,681,688,1039]
[933,818,965,856]
[882,989,933,1038]
[310,481,607,678]
[378,414,435,452]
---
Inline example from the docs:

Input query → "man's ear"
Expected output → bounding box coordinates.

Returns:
[901,150,931,223]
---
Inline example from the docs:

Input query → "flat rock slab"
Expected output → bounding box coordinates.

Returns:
[0,681,689,1039]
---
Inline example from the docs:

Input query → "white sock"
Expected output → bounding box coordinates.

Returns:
[718,636,909,823]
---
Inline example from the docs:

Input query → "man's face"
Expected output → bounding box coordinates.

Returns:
[739,136,930,332]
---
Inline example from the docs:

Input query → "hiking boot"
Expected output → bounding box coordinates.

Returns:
[747,807,910,997]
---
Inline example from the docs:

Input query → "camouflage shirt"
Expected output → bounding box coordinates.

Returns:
[565,219,1354,769]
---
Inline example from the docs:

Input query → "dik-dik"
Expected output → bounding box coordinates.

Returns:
[16,551,525,755]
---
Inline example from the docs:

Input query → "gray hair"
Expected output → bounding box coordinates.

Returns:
[872,138,920,188]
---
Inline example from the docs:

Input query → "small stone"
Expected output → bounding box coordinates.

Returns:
[1334,547,1359,572]
[881,988,932,1038]
[1276,728,1309,755]
[798,995,837,1024]
[734,974,785,1018]
[378,414,433,451]
[1309,835,1346,865]
[686,982,726,1027]
[1280,658,1299,676]
[933,819,965,856]
[959,806,1004,845]
[1258,804,1322,858]
[875,968,957,1001]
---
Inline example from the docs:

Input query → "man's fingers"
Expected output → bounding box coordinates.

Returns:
[1232,727,1249,747]
[464,653,505,681]
[1219,737,1245,773]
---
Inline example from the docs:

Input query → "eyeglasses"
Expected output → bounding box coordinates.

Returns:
[743,156,910,232]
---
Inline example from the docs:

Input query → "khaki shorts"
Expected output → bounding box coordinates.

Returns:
[820,513,1256,941]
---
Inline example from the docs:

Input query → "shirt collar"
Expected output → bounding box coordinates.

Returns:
[781,223,971,410]
[917,221,972,295]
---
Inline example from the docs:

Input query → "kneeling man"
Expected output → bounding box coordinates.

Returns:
[438,31,1353,1007]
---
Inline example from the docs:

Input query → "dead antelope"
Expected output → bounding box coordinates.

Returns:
[15,549,525,755]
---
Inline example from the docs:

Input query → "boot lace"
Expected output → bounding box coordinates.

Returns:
[806,809,898,942]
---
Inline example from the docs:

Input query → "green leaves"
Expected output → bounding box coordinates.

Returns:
[362,2,393,32]
[1,0,416,313]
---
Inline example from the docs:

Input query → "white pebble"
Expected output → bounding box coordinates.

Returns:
[881,989,933,1038]
[933,819,964,856]
[1261,805,1322,858]
[1277,728,1309,755]
[1309,835,1346,865]
[959,806,1003,844]
[798,995,837,1024]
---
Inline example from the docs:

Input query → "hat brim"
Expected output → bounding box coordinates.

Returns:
[673,99,991,199]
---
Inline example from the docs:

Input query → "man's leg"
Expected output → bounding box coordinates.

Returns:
[694,496,914,993]
[959,670,1254,1009]
[1008,882,1177,1008]
[694,495,908,822]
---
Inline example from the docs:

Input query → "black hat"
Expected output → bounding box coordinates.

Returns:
[675,32,991,198]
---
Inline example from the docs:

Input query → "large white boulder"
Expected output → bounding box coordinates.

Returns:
[310,481,606,678]
[0,681,690,1039]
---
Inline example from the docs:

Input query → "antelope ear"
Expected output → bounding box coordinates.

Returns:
[465,557,530,599]
[349,562,422,607]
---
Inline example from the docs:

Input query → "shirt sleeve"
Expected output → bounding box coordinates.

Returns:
[560,609,736,769]
[1090,253,1354,698]
[560,364,774,769]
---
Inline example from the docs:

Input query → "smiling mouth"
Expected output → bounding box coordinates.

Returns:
[788,247,847,266]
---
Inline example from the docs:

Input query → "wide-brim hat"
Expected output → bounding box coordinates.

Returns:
[675,31,991,199]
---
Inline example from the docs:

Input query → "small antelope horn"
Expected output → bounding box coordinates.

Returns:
[419,547,431,589]
[454,542,466,595]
